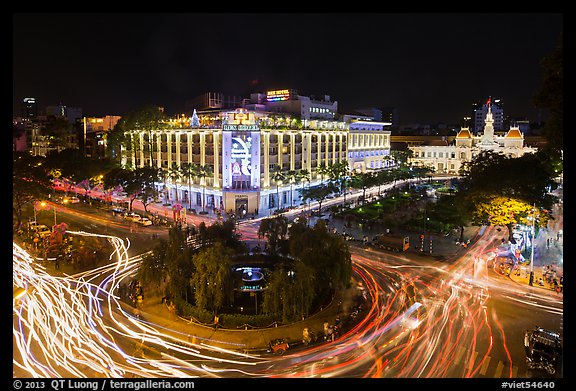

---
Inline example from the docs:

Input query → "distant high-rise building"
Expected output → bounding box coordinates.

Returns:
[380,107,399,127]
[21,98,38,118]
[45,104,83,124]
[473,97,504,133]
[355,107,383,122]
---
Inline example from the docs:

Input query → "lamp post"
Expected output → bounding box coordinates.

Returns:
[40,201,57,227]
[529,204,536,286]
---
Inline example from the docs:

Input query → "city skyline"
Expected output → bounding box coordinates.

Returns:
[13,13,563,124]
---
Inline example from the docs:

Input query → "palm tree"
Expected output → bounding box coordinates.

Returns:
[329,160,350,206]
[317,162,329,182]
[297,169,311,206]
[158,168,170,204]
[168,164,182,203]
[197,164,213,213]
[286,170,298,207]
[270,165,285,211]
[181,162,199,210]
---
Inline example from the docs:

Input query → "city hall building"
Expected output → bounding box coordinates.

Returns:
[121,105,391,216]
[408,104,537,174]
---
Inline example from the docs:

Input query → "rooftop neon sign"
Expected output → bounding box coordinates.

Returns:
[267,89,291,102]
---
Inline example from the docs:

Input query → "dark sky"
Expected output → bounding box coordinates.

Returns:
[12,13,563,124]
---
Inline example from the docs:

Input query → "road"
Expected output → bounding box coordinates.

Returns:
[14,183,563,379]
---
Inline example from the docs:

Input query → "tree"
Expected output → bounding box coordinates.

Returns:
[158,168,170,204]
[261,259,316,323]
[44,148,105,188]
[138,239,169,288]
[286,170,298,207]
[456,150,558,242]
[43,116,73,150]
[190,242,233,315]
[317,162,329,181]
[257,215,289,255]
[181,162,199,210]
[112,105,168,166]
[163,225,194,302]
[430,191,469,241]
[261,264,293,321]
[329,160,350,205]
[13,152,51,228]
[197,164,213,213]
[296,169,310,205]
[458,150,558,211]
[103,166,155,211]
[533,32,563,152]
[270,165,285,211]
[349,172,378,204]
[391,149,414,169]
[168,164,182,203]
[135,167,160,214]
[288,219,351,303]
[300,183,337,216]
[471,195,549,243]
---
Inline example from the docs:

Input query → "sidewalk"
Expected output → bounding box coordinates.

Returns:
[135,286,359,353]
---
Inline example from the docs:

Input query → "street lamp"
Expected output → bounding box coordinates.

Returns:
[40,201,57,227]
[529,204,536,286]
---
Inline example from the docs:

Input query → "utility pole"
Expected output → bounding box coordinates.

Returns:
[529,204,536,286]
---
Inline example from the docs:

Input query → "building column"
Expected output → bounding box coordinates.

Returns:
[138,132,145,168]
[156,131,162,169]
[187,131,192,166]
[303,132,312,174]
[213,131,220,189]
[278,132,283,169]
[331,133,337,164]
[167,132,172,168]
[290,133,295,170]
[128,133,135,168]
[324,133,329,167]
[264,132,270,188]
[200,132,206,166]
[175,132,181,167]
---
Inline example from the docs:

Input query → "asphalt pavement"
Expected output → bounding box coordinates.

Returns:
[36,181,563,354]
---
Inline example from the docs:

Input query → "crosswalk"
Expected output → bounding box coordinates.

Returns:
[452,349,561,378]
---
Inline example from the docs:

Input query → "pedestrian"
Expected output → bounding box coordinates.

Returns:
[524,330,531,358]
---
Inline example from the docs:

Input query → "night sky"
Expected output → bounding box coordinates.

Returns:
[12,13,563,125]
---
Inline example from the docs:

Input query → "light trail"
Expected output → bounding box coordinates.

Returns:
[13,233,269,378]
[14,225,561,378]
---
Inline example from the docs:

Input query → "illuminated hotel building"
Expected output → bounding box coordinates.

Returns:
[121,104,391,216]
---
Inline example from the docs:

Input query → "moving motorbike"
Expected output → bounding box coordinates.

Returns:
[525,327,562,375]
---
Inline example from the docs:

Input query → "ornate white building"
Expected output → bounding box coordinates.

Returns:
[409,104,537,174]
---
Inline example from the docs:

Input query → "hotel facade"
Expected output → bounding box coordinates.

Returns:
[121,106,392,216]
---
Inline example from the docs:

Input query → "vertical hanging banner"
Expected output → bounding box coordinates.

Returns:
[222,109,260,190]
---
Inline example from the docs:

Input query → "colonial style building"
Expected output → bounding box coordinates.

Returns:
[408,104,537,174]
[121,108,391,216]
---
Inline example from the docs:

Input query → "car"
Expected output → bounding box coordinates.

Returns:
[35,225,52,238]
[123,212,141,222]
[110,206,126,215]
[62,196,80,204]
[136,217,153,226]
[267,338,289,355]
[27,221,39,230]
